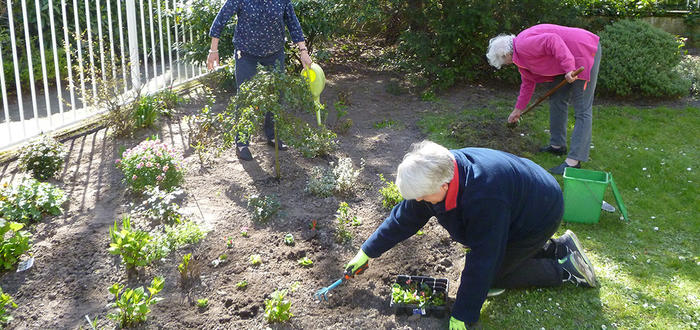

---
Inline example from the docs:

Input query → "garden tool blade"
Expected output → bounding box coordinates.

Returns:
[313,278,343,302]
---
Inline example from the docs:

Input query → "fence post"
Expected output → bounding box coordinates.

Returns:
[126,0,141,90]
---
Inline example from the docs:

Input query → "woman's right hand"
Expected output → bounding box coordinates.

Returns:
[207,51,219,71]
[508,108,523,124]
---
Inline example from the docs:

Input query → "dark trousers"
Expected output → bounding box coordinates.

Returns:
[492,218,565,289]
[234,49,285,146]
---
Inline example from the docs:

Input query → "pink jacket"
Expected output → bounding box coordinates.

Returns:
[512,24,600,110]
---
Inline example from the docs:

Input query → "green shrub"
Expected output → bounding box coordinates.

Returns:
[133,96,161,128]
[116,138,185,193]
[163,220,206,249]
[155,89,184,113]
[18,136,67,181]
[0,178,67,223]
[108,216,155,269]
[0,287,17,326]
[332,157,364,195]
[107,276,164,328]
[247,194,281,223]
[378,174,403,209]
[675,55,700,96]
[336,201,361,226]
[264,289,293,323]
[598,19,689,98]
[133,186,186,224]
[305,166,336,197]
[0,219,32,270]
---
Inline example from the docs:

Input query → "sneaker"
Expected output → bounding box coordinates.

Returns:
[559,251,597,288]
[558,230,595,273]
[539,145,567,156]
[267,139,288,151]
[487,288,505,297]
[549,161,580,175]
[236,146,253,161]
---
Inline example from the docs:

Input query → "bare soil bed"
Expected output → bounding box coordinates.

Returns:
[1,62,681,329]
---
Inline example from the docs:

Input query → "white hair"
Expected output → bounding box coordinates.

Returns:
[486,34,515,69]
[395,140,455,200]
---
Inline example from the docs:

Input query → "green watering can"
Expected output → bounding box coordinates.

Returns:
[301,63,326,125]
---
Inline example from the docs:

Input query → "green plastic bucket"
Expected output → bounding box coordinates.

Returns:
[563,167,610,224]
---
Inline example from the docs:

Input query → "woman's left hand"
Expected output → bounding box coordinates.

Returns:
[300,50,313,69]
[508,108,523,124]
[565,70,578,83]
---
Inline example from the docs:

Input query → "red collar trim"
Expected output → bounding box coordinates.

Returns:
[445,160,459,211]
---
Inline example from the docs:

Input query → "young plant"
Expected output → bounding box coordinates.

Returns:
[185,104,223,167]
[0,219,32,270]
[226,237,234,248]
[247,194,280,223]
[133,95,161,128]
[297,257,313,267]
[240,226,249,237]
[178,253,192,283]
[332,157,364,196]
[235,280,249,290]
[196,298,208,309]
[374,119,398,129]
[264,289,293,324]
[0,287,17,325]
[133,186,186,224]
[249,254,262,266]
[336,202,361,226]
[155,89,184,113]
[305,166,335,197]
[116,137,185,193]
[107,276,164,328]
[283,233,295,246]
[378,174,403,209]
[332,98,353,134]
[0,179,67,223]
[18,135,67,181]
[391,280,446,308]
[108,216,154,269]
[163,220,206,250]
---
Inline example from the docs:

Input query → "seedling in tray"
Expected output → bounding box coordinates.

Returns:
[390,275,449,318]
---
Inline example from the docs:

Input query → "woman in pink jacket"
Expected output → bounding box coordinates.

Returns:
[486,24,601,175]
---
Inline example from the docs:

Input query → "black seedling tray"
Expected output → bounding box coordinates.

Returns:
[390,275,449,318]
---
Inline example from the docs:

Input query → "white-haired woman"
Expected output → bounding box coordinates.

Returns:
[486,24,601,175]
[344,141,597,329]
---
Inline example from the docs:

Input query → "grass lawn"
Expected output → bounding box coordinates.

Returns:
[419,100,699,329]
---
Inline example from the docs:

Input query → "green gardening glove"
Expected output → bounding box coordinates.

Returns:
[344,249,369,276]
[449,317,467,330]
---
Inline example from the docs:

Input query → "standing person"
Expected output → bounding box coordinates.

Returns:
[207,0,313,161]
[486,24,601,175]
[344,141,598,329]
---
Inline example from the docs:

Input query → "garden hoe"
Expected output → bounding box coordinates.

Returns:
[507,66,584,128]
[313,261,368,302]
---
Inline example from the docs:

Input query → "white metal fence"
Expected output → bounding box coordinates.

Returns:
[0,0,208,151]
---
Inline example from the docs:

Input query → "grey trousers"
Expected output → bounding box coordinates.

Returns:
[547,44,602,162]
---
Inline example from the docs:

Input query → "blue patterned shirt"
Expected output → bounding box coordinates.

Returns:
[209,0,305,57]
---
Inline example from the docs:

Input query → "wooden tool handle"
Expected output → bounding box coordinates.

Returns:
[519,66,585,117]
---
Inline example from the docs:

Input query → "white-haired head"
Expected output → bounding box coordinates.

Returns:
[486,34,515,69]
[396,140,455,200]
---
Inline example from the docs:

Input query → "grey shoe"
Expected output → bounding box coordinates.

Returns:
[559,251,598,288]
[236,146,253,161]
[558,230,595,276]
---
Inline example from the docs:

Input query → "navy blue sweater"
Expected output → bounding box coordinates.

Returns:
[209,0,305,57]
[362,148,563,323]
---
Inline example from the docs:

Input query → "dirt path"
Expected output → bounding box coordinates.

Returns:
[0,65,534,329]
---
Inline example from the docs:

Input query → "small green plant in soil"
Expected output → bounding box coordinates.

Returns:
[332,93,353,134]
[116,137,185,193]
[332,157,364,196]
[163,219,206,249]
[107,276,164,328]
[185,103,223,167]
[264,289,293,324]
[391,280,446,308]
[0,219,32,270]
[0,287,17,325]
[133,186,185,224]
[235,280,249,290]
[249,254,262,266]
[133,95,161,128]
[297,257,313,267]
[108,216,154,269]
[374,119,398,129]
[247,194,280,223]
[18,135,67,181]
[336,202,361,226]
[240,226,249,237]
[226,237,234,248]
[178,253,192,283]
[219,254,228,261]
[283,233,295,246]
[305,166,335,197]
[196,298,208,309]
[378,174,403,209]
[0,179,67,224]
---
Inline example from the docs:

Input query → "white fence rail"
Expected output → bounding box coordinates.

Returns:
[0,0,207,151]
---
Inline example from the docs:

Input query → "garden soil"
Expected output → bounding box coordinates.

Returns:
[0,63,624,329]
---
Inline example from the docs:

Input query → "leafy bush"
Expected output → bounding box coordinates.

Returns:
[185,104,224,167]
[675,55,700,96]
[378,174,403,209]
[163,220,206,249]
[291,125,338,158]
[154,89,184,113]
[0,179,67,223]
[332,157,364,195]
[0,287,17,326]
[133,96,161,129]
[247,194,281,223]
[264,289,293,323]
[133,186,186,224]
[116,138,185,193]
[108,216,155,269]
[306,166,336,197]
[18,136,67,181]
[598,19,689,98]
[107,276,164,328]
[0,219,32,270]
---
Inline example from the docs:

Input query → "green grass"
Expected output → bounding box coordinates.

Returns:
[419,101,700,329]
